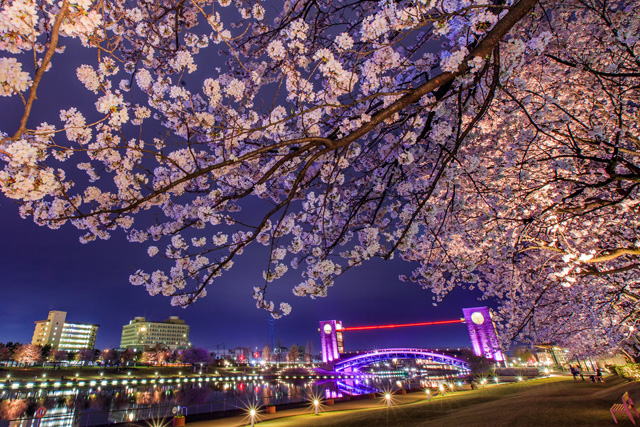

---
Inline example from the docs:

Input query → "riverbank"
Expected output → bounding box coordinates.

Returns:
[183,375,640,427]
[0,365,336,382]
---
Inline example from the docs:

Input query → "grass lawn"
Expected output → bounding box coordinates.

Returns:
[254,376,640,427]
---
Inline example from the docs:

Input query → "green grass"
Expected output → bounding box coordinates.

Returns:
[257,376,640,426]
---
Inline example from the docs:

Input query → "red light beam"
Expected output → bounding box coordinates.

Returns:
[341,319,464,332]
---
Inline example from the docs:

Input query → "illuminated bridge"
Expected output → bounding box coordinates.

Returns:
[334,348,469,372]
[319,307,504,373]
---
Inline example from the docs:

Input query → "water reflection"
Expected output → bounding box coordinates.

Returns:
[1,374,459,427]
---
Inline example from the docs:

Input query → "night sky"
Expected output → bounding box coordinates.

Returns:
[0,38,485,356]
[0,197,482,352]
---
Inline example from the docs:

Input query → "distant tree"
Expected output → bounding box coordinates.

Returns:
[77,349,97,365]
[51,349,69,362]
[120,348,136,365]
[100,349,119,365]
[287,345,300,363]
[0,344,13,362]
[305,340,314,363]
[12,344,42,365]
[460,349,495,377]
[512,347,535,364]
[141,345,170,366]
[180,347,210,365]
[41,344,52,361]
[170,349,182,364]
[262,346,271,363]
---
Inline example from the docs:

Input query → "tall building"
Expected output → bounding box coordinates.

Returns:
[120,316,190,351]
[31,311,99,351]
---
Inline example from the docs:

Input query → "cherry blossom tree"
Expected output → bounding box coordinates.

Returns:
[1,0,639,355]
[51,349,69,362]
[77,349,97,365]
[12,344,41,365]
[141,345,170,366]
[287,344,300,363]
[120,348,137,365]
[262,345,271,363]
[0,344,13,362]
[179,347,210,365]
[99,348,118,365]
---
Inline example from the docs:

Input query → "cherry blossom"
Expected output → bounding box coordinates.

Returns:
[1,0,638,355]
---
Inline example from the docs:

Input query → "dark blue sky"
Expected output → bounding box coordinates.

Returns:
[0,195,481,352]
[0,38,484,355]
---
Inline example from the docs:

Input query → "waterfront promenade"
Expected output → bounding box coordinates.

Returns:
[187,375,640,426]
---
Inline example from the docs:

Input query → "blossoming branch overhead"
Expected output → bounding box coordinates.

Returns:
[1,0,639,356]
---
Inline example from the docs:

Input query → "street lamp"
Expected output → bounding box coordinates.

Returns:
[385,393,391,407]
[425,389,431,401]
[249,409,256,427]
[314,399,319,415]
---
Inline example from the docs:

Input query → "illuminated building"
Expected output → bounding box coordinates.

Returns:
[120,316,190,351]
[31,311,99,350]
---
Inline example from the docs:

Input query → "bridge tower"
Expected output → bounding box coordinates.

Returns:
[462,306,504,361]
[319,320,344,363]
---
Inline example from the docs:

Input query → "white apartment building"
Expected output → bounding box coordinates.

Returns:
[31,311,99,350]
[120,316,190,351]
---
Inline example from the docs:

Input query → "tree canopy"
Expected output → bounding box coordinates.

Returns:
[1,0,639,355]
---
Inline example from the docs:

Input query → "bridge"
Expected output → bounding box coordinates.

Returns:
[334,348,469,372]
[319,306,504,373]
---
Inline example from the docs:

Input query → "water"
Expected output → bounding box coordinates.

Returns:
[0,372,461,427]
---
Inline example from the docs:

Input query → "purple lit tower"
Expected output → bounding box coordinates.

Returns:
[462,307,504,361]
[319,320,344,363]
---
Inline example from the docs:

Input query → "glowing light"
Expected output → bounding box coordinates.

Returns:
[244,404,260,427]
[342,319,464,331]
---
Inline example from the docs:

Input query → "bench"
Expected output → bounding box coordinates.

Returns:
[611,392,640,425]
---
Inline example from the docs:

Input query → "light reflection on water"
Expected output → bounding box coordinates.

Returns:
[0,375,456,427]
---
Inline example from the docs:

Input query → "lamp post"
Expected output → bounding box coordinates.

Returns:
[249,409,256,427]
[385,393,391,407]
[314,399,319,415]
